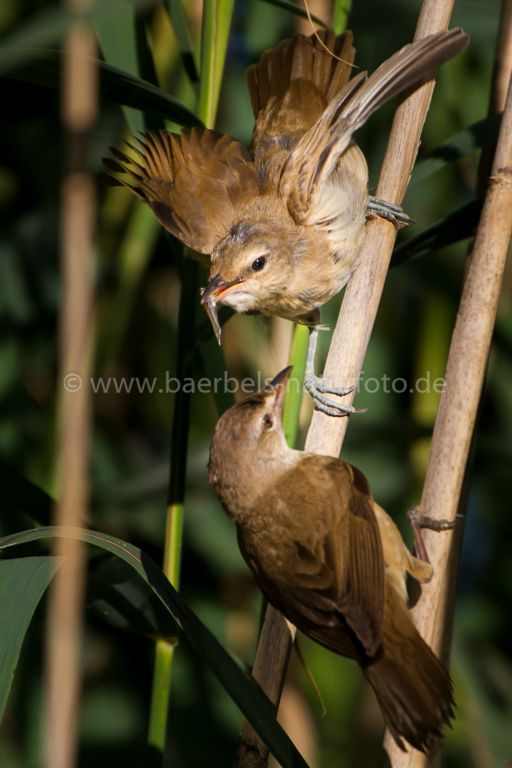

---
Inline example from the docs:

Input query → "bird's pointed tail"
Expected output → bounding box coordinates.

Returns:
[363,588,454,753]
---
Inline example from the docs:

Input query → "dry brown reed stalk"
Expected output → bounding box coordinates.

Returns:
[268,685,317,768]
[296,0,329,33]
[491,0,512,112]
[305,0,460,454]
[384,16,512,768]
[477,0,512,192]
[44,2,97,767]
[235,614,296,766]
[235,1,460,765]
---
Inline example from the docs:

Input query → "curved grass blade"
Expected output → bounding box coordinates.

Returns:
[3,51,201,128]
[412,114,502,185]
[0,556,62,722]
[163,0,199,84]
[0,6,87,73]
[94,0,146,133]
[87,553,178,638]
[0,460,52,532]
[0,527,309,768]
[93,0,164,132]
[0,0,155,75]
[0,466,177,639]
[392,199,482,268]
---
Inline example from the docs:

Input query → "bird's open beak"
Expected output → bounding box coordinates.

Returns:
[264,366,293,415]
[200,274,245,346]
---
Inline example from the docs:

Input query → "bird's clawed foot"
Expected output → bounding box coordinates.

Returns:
[408,506,457,564]
[367,196,413,229]
[304,374,365,417]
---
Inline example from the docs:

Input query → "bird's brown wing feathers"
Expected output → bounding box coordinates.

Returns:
[249,456,385,657]
[247,30,355,158]
[102,128,259,254]
[280,28,469,224]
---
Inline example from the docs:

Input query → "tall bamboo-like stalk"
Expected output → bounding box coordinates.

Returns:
[44,2,97,767]
[148,1,235,758]
[477,0,512,190]
[385,7,512,766]
[235,0,461,765]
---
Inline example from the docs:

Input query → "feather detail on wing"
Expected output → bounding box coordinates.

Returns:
[244,456,385,658]
[102,128,259,254]
[247,30,355,158]
[279,27,469,224]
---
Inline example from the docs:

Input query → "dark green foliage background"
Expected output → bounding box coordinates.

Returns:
[0,0,511,766]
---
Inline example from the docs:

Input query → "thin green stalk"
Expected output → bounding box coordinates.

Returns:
[333,0,352,34]
[148,255,195,753]
[282,323,309,447]
[212,0,234,114]
[148,640,176,753]
[148,0,234,757]
[198,0,235,130]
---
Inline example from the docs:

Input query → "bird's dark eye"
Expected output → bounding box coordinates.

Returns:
[262,413,273,429]
[251,255,267,272]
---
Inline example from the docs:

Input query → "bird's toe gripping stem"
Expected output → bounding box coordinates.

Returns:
[408,506,457,564]
[367,196,413,229]
[304,374,365,417]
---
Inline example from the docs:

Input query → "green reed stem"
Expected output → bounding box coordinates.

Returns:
[333,0,352,34]
[282,324,309,447]
[148,0,234,757]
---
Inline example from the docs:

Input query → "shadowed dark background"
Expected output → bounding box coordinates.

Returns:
[0,0,510,766]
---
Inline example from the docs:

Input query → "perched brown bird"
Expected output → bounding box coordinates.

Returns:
[104,28,468,415]
[208,366,454,753]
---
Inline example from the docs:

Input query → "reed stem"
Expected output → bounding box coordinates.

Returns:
[45,2,97,766]
[147,1,235,756]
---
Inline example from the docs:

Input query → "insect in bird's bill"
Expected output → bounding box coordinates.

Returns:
[103,27,468,416]
[208,366,454,753]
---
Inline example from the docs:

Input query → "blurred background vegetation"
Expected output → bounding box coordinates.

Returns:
[0,0,511,766]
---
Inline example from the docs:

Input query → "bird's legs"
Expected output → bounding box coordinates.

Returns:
[303,321,362,417]
[367,196,413,228]
[408,506,457,564]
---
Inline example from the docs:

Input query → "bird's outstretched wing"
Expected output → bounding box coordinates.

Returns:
[246,456,386,658]
[279,28,469,224]
[102,128,259,254]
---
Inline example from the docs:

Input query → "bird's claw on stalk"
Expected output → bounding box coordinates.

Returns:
[408,507,457,532]
[367,196,414,228]
[408,506,457,565]
[304,374,365,417]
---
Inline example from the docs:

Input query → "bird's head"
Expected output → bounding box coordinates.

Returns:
[201,215,306,343]
[208,366,295,508]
